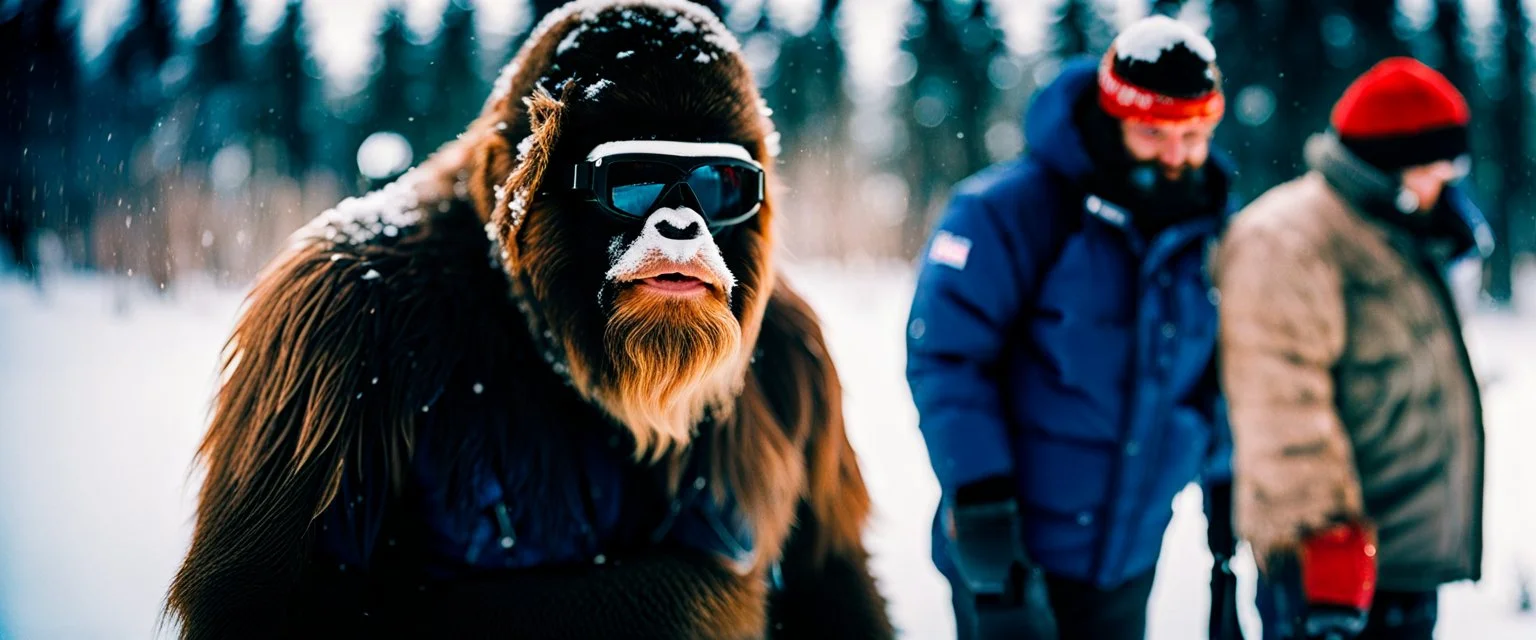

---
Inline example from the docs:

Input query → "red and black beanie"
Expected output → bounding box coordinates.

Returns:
[1097,16,1224,123]
[1332,57,1470,172]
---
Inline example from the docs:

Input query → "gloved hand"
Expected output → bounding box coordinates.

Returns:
[947,476,1059,640]
[1298,523,1377,640]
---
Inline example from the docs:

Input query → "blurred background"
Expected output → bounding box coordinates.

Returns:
[3,0,1536,638]
[3,0,1534,294]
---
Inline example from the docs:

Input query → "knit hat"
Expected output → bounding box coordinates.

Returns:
[1332,57,1470,172]
[1097,16,1224,123]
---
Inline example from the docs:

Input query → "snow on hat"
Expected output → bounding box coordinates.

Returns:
[1098,15,1224,123]
[1332,57,1471,172]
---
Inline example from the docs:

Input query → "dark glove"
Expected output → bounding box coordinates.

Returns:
[1299,524,1376,640]
[947,477,1059,640]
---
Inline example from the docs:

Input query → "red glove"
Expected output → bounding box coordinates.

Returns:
[1298,523,1377,638]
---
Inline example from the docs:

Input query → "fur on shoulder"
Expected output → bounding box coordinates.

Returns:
[165,149,521,636]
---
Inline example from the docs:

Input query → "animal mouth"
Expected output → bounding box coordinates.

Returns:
[623,261,718,297]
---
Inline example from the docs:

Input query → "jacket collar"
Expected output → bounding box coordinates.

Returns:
[1305,132,1493,261]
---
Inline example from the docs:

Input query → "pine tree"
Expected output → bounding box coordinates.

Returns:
[1210,0,1279,200]
[1432,0,1472,92]
[111,0,174,104]
[199,0,246,87]
[254,1,311,175]
[97,0,179,287]
[366,9,425,158]
[1056,0,1111,57]
[765,0,847,156]
[1485,0,1529,306]
[1,4,35,274]
[898,0,1005,254]
[18,0,87,262]
[424,0,487,153]
[1271,0,1327,179]
[185,0,251,163]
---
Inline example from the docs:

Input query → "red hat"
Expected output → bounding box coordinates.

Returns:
[1332,57,1470,172]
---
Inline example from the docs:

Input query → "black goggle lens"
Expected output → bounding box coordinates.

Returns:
[607,162,677,216]
[687,164,750,222]
[600,160,760,224]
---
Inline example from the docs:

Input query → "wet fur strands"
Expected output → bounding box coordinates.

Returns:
[166,1,891,638]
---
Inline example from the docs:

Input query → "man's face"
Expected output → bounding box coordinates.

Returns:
[1400,160,1466,212]
[1120,118,1217,180]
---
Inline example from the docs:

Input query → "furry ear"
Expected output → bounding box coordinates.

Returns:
[491,87,567,273]
[467,129,514,225]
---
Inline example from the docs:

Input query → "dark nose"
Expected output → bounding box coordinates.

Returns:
[656,219,702,240]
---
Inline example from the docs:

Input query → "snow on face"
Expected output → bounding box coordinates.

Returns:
[605,207,737,295]
[1113,15,1216,64]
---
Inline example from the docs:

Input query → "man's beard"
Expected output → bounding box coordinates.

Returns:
[594,286,744,461]
[1117,160,1214,235]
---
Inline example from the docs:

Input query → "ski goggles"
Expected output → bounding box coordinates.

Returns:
[567,140,765,230]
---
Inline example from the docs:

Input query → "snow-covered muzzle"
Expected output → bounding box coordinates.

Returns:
[605,206,738,298]
[595,203,743,460]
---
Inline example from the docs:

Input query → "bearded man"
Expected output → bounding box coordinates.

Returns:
[907,16,1237,640]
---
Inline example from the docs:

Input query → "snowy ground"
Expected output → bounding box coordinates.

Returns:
[1,262,1534,639]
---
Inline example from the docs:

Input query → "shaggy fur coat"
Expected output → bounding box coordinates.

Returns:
[164,2,892,637]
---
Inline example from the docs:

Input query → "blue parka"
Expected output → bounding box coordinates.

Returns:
[907,58,1233,588]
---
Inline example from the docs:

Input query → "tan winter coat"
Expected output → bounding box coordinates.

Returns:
[1216,165,1484,591]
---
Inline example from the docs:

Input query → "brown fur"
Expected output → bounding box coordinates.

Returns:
[1217,172,1484,588]
[166,2,888,637]
[476,16,776,464]
[466,0,793,548]
[602,287,743,459]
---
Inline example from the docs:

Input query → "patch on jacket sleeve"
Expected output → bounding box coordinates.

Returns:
[928,230,973,270]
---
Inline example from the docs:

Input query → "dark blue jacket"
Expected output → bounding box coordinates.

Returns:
[316,377,755,580]
[907,58,1232,588]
